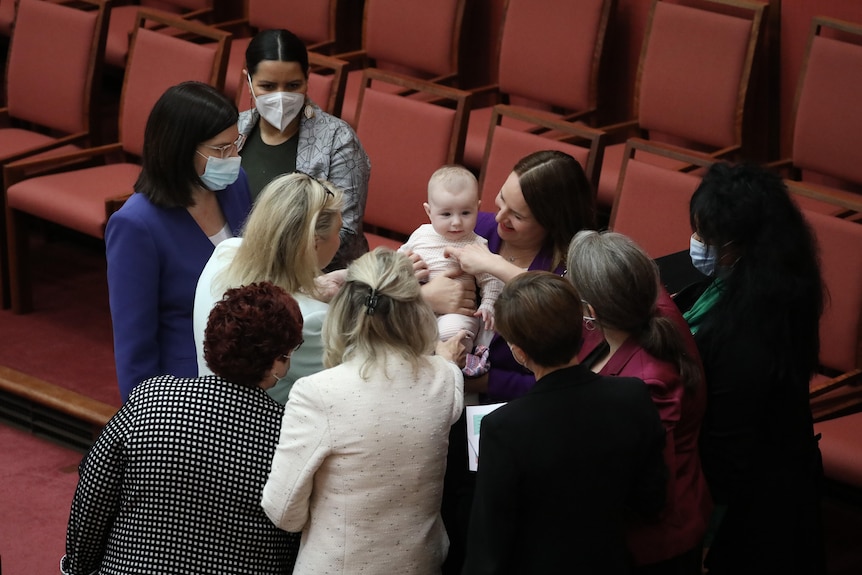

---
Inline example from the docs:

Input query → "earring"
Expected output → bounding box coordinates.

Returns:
[304,103,315,119]
[583,317,596,331]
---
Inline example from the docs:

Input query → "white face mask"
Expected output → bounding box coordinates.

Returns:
[196,152,241,191]
[248,74,305,132]
[689,234,717,277]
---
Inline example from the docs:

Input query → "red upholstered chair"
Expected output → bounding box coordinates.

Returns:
[355,69,471,250]
[609,139,716,260]
[0,0,16,38]
[478,104,606,212]
[104,0,214,70]
[336,0,466,127]
[235,51,349,118]
[4,10,230,313]
[219,0,338,102]
[463,0,612,171]
[770,17,862,217]
[806,202,862,491]
[804,204,862,422]
[0,0,110,309]
[596,0,766,212]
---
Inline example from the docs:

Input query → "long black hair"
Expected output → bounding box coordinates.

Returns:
[690,162,824,384]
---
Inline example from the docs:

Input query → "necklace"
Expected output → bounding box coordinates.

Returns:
[501,244,535,265]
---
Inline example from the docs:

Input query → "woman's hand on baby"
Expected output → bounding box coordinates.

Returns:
[421,269,476,316]
[314,269,347,302]
[444,243,495,276]
[436,329,469,368]
[403,248,430,283]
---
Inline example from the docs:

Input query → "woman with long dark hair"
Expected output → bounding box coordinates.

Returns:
[679,162,826,574]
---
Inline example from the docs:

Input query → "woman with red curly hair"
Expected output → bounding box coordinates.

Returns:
[63,282,304,575]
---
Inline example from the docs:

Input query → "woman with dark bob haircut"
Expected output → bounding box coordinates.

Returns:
[238,28,370,271]
[677,162,826,574]
[462,272,666,574]
[63,282,303,575]
[106,81,253,402]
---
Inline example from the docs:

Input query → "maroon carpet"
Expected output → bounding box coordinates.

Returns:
[0,231,120,407]
[0,423,83,575]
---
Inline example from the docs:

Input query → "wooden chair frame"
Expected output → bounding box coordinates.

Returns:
[0,0,110,310]
[337,0,466,90]
[356,68,471,245]
[480,103,607,195]
[3,9,230,313]
[602,0,765,157]
[470,0,613,125]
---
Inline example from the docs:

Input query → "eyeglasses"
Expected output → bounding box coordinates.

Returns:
[199,135,244,159]
[292,170,336,198]
[280,339,304,361]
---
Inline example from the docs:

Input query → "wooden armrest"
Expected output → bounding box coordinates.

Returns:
[4,143,124,187]
[810,369,862,399]
[0,365,117,428]
[212,17,250,33]
[333,49,369,69]
[598,119,641,145]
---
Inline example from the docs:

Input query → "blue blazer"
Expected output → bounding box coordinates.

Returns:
[106,173,252,402]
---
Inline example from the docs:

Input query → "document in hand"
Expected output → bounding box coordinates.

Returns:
[466,402,506,471]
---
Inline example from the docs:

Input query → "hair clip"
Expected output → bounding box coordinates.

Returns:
[364,288,379,316]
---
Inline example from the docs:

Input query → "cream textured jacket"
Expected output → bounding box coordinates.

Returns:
[262,354,464,574]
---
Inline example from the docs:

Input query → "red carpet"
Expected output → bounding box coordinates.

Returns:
[0,423,83,575]
[0,231,121,408]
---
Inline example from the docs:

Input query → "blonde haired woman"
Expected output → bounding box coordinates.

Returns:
[262,248,466,575]
[194,171,344,403]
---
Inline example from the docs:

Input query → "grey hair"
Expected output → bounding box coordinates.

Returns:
[566,230,702,394]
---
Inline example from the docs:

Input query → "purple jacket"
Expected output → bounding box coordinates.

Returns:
[106,172,252,402]
[474,212,560,402]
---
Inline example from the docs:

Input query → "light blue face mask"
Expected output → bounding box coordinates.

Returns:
[196,153,241,191]
[689,234,717,277]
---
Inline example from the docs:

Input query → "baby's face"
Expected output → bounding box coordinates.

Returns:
[424,184,480,242]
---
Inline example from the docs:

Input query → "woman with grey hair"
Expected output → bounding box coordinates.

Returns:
[262,248,466,574]
[567,230,710,574]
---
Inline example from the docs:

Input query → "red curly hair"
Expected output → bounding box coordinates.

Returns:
[204,282,303,387]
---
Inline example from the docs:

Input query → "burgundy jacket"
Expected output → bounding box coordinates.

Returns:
[578,289,713,565]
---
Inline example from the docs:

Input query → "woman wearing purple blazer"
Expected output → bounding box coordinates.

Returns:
[106,82,252,402]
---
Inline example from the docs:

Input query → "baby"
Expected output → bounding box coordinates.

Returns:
[400,165,503,375]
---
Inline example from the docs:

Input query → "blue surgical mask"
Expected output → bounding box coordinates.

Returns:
[689,234,717,277]
[196,152,241,191]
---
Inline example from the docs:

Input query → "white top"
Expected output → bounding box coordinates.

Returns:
[193,237,328,404]
[262,354,464,574]
[399,224,503,317]
[208,222,232,246]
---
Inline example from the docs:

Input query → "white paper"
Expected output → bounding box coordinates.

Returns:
[466,402,506,471]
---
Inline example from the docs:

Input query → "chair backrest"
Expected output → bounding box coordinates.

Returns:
[0,0,16,37]
[356,69,470,239]
[119,10,230,157]
[609,138,715,259]
[636,0,765,149]
[363,0,465,80]
[803,208,862,373]
[235,52,348,117]
[497,0,611,113]
[5,0,110,135]
[479,104,605,210]
[248,0,336,51]
[791,17,862,187]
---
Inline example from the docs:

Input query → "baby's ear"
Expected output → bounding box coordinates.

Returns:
[423,202,431,217]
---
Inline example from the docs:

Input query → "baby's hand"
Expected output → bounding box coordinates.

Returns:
[474,308,494,332]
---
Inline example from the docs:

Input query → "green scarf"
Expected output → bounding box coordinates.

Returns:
[683,279,723,335]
